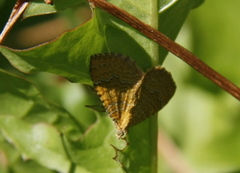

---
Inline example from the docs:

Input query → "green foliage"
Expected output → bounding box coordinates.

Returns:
[1,1,195,172]
[1,0,239,173]
[0,69,124,173]
[0,0,192,172]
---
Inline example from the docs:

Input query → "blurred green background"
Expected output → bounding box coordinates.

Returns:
[160,1,240,173]
[0,0,239,173]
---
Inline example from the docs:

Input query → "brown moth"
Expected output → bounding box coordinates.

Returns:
[90,53,176,139]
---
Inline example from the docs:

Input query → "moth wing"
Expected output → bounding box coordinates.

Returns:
[90,53,143,124]
[128,66,176,127]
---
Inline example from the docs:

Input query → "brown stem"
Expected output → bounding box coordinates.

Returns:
[87,0,240,100]
[0,0,29,44]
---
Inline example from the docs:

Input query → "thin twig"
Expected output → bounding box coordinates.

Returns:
[87,0,240,100]
[0,0,29,44]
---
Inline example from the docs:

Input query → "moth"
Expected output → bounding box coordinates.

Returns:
[90,53,176,139]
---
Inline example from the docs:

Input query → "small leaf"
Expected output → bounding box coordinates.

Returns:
[23,0,86,18]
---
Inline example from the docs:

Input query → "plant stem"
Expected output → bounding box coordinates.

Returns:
[150,114,158,173]
[149,0,159,172]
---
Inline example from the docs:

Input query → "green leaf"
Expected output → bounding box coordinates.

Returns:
[0,69,84,139]
[0,0,203,172]
[23,0,86,18]
[11,159,54,173]
[0,69,125,172]
[0,116,71,172]
[0,13,106,85]
[63,113,126,173]
[0,0,199,84]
